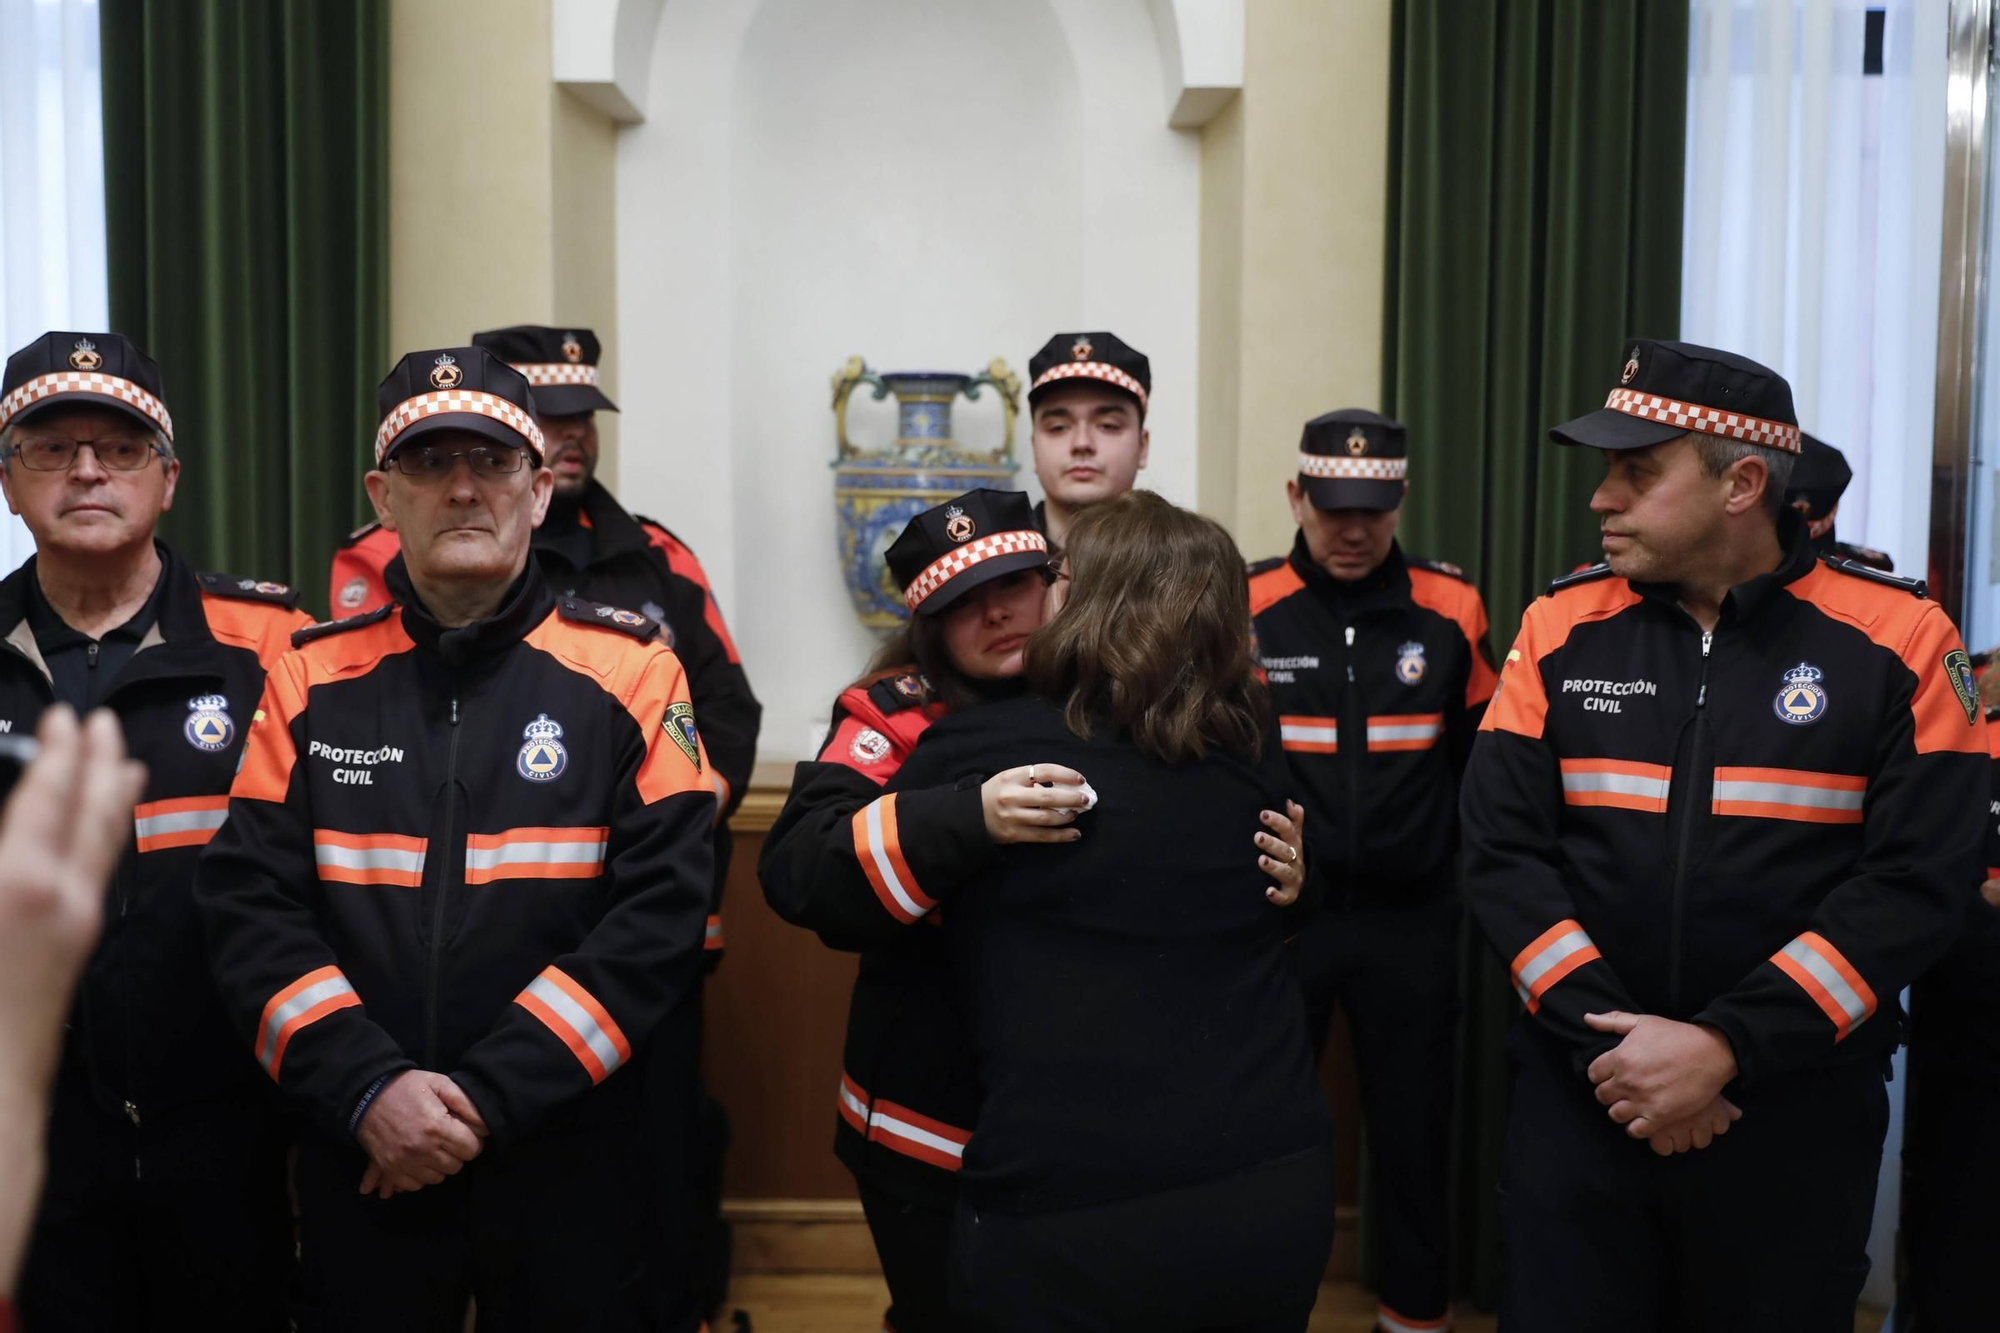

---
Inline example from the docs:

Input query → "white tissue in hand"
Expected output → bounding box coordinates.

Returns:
[1077,781,1099,812]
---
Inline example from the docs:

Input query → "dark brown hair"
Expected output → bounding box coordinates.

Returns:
[1024,490,1266,764]
[857,604,995,714]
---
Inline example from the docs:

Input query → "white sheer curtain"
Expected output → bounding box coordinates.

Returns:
[0,0,110,577]
[1681,0,1949,577]
[1681,0,1949,1311]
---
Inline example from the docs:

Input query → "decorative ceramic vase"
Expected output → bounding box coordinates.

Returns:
[831,356,1021,629]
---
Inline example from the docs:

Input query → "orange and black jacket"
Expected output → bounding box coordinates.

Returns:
[195,558,716,1148]
[330,483,756,955]
[0,544,309,1121]
[1463,513,1988,1085]
[1249,537,1497,897]
[758,672,995,1208]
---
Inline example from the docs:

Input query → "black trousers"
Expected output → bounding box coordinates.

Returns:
[858,1179,957,1333]
[639,990,723,1333]
[1296,891,1459,1328]
[292,1119,648,1333]
[1499,1023,1886,1333]
[1899,901,2000,1332]
[947,1147,1336,1333]
[19,1083,292,1332]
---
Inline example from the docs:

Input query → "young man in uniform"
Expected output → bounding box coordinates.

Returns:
[1248,409,1495,1333]
[1023,331,1150,544]
[0,331,312,1330]
[1464,339,1986,1330]
[196,346,717,1331]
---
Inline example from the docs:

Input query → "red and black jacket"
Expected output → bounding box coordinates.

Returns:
[1464,514,1988,1086]
[1249,537,1497,897]
[0,543,310,1121]
[758,672,994,1208]
[330,480,757,955]
[195,558,716,1147]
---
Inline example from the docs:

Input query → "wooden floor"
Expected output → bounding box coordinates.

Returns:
[722,1275,1889,1332]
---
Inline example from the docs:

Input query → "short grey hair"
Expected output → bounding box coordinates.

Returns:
[1691,432,1795,520]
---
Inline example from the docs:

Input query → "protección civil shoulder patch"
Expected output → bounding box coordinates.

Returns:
[1945,648,1980,724]
[665,700,702,770]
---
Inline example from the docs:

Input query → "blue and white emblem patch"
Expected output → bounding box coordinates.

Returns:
[185,694,235,752]
[1774,662,1828,725]
[517,713,569,781]
[1396,641,1427,686]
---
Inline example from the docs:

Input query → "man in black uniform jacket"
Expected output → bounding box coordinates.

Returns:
[1248,409,1494,1333]
[0,331,311,1331]
[196,346,717,1331]
[1464,339,1985,1330]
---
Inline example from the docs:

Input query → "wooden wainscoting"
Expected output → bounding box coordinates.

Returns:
[706,762,1363,1276]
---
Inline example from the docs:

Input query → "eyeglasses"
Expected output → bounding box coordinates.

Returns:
[6,436,167,472]
[1037,566,1071,586]
[389,443,531,479]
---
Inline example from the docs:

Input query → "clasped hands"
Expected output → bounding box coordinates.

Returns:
[354,1070,488,1199]
[1583,1012,1742,1158]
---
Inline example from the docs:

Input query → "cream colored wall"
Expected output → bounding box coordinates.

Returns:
[1199,0,1392,562]
[387,0,620,483]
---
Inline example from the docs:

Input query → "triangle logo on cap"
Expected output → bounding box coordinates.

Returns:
[1072,337,1093,361]
[1621,347,1640,385]
[1345,428,1367,456]
[69,338,101,371]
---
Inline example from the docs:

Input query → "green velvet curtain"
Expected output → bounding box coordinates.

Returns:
[1380,0,1690,1306]
[100,0,388,619]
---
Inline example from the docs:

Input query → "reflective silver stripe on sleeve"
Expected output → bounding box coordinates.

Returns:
[257,975,356,1076]
[524,975,626,1076]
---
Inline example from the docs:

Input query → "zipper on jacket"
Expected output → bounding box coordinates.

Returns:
[1340,624,1360,897]
[423,693,462,1069]
[1668,629,1713,1015]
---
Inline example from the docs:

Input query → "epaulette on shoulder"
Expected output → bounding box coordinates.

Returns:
[292,603,393,647]
[1548,562,1615,594]
[336,521,381,549]
[198,571,301,609]
[556,595,661,642]
[1407,555,1471,582]
[1831,540,1895,573]
[1821,554,1927,598]
[1245,555,1287,577]
[866,672,933,715]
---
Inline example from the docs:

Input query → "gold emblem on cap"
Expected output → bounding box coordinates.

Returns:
[430,352,463,390]
[1621,347,1640,385]
[944,504,976,544]
[560,333,583,364]
[1345,428,1368,456]
[1071,338,1093,361]
[69,338,102,372]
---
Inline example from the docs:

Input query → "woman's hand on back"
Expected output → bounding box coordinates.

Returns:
[983,764,1091,844]
[1257,801,1307,906]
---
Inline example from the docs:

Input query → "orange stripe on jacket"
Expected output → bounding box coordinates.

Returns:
[518,965,632,1083]
[256,965,361,1079]
[133,794,232,851]
[231,657,309,805]
[642,522,743,664]
[1785,565,1987,756]
[851,794,935,924]
[200,594,315,674]
[463,826,609,883]
[1249,562,1307,618]
[523,611,710,806]
[1408,566,1499,708]
[1710,766,1866,824]
[1483,579,1644,740]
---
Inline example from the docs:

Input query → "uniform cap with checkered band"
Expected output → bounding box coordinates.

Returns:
[1552,338,1801,454]
[886,488,1050,616]
[0,331,175,442]
[471,325,618,416]
[1785,432,1850,534]
[374,346,545,467]
[1027,331,1151,418]
[1297,408,1407,513]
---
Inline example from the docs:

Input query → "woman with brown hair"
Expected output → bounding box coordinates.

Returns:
[889,490,1334,1332]
[760,489,1308,1333]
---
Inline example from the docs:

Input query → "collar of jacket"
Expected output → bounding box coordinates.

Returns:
[538,479,655,566]
[384,554,554,670]
[1629,506,1817,624]
[1286,531,1412,615]
[0,540,225,673]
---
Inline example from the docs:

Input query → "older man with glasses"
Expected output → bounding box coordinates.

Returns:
[0,331,311,1331]
[196,346,718,1331]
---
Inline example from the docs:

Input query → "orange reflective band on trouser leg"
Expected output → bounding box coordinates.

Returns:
[1772,931,1877,1040]
[1510,920,1601,1014]
[704,915,724,951]
[852,794,935,924]
[256,966,360,1080]
[516,965,632,1083]
[837,1071,970,1172]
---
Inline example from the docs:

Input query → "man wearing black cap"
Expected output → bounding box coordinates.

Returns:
[1025,331,1150,544]
[1247,409,1494,1333]
[0,331,311,1329]
[1463,339,1985,1327]
[196,346,717,1331]
[1788,433,1895,572]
